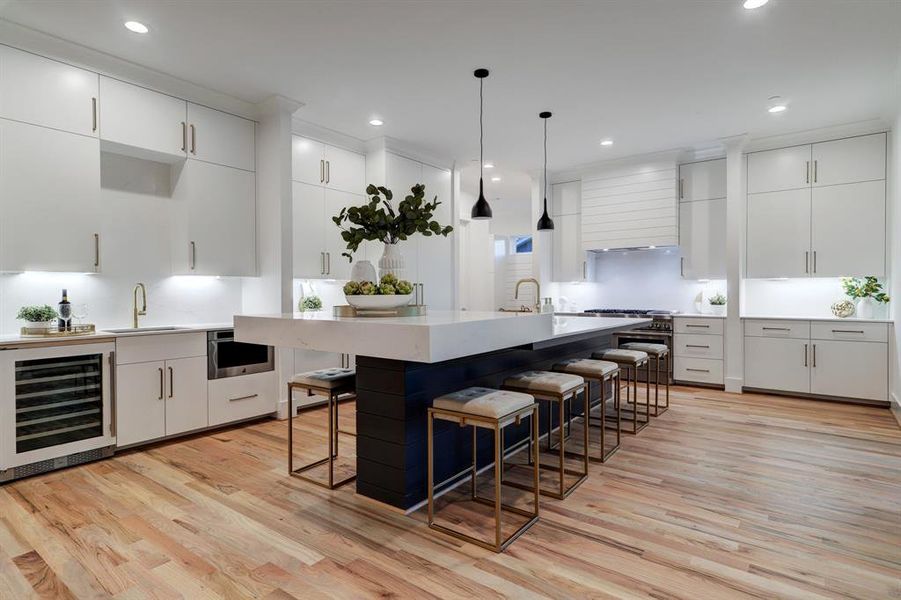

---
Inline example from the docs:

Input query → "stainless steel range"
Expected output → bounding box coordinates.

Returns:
[584,309,677,382]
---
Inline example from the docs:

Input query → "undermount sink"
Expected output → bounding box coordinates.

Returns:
[104,326,193,334]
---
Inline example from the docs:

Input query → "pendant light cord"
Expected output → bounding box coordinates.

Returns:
[543,117,548,203]
[479,77,484,180]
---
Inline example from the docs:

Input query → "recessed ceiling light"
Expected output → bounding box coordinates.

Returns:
[124,20,149,34]
[600,139,613,147]
[491,176,501,182]
[767,96,788,113]
[743,0,769,8]
[368,119,384,126]
[483,162,495,169]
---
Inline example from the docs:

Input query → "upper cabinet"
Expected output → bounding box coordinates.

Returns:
[746,133,886,278]
[186,102,255,171]
[679,160,726,280]
[0,119,102,272]
[0,45,99,137]
[99,76,187,162]
[292,136,365,194]
[551,181,589,282]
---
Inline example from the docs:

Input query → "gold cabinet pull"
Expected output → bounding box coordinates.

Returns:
[189,241,196,270]
[158,367,164,400]
[325,160,330,184]
[229,394,259,403]
[168,366,174,398]
[93,233,100,268]
[181,122,187,152]
[190,123,196,154]
[92,97,97,132]
[803,344,808,367]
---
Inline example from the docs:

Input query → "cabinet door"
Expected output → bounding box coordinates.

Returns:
[551,181,580,216]
[0,46,98,136]
[0,119,101,272]
[746,188,811,278]
[172,160,256,276]
[552,213,583,282]
[292,181,326,278]
[386,153,423,282]
[324,145,365,195]
[680,159,725,202]
[811,133,885,188]
[744,337,810,394]
[418,164,454,309]
[292,136,325,186]
[747,145,811,194]
[679,198,726,279]
[811,180,885,277]
[116,361,166,447]
[99,76,186,161]
[323,189,362,280]
[187,103,255,171]
[165,356,208,436]
[810,340,887,401]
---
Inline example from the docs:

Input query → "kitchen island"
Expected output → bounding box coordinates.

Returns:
[236,311,648,510]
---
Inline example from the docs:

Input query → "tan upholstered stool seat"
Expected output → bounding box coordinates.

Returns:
[503,370,584,394]
[433,387,534,419]
[621,342,669,356]
[291,367,355,388]
[553,358,618,378]
[593,349,648,364]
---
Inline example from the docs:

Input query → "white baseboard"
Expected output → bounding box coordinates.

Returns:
[725,377,743,393]
[276,399,289,420]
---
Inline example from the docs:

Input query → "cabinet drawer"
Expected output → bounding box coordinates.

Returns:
[208,371,277,427]
[810,321,887,343]
[743,319,810,339]
[674,357,723,385]
[673,317,723,335]
[674,333,723,359]
[116,332,207,364]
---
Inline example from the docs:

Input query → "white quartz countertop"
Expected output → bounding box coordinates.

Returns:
[0,322,233,348]
[740,315,892,324]
[235,311,648,363]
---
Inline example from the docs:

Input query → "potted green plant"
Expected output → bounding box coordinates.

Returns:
[332,184,453,280]
[708,293,727,316]
[841,276,889,319]
[17,305,58,328]
[298,295,323,313]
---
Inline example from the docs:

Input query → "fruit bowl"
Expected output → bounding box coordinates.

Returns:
[345,294,414,310]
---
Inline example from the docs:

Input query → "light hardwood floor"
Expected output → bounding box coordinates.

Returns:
[1,387,899,599]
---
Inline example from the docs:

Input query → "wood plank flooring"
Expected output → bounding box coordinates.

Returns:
[1,387,899,599]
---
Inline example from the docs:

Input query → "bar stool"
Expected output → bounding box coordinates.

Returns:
[502,371,588,499]
[620,342,670,416]
[592,349,650,434]
[552,358,621,462]
[287,367,356,489]
[427,387,540,553]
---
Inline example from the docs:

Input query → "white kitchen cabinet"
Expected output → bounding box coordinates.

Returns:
[164,356,209,436]
[209,371,277,426]
[99,76,187,162]
[0,119,102,272]
[292,136,326,186]
[418,163,454,309]
[324,188,359,280]
[746,188,811,278]
[810,180,885,277]
[811,134,886,188]
[809,340,887,401]
[115,361,167,447]
[187,102,255,172]
[679,198,726,280]
[0,45,99,137]
[324,144,366,195]
[673,317,725,386]
[171,159,256,276]
[551,181,587,282]
[293,181,326,278]
[386,153,423,283]
[551,179,580,215]
[679,159,725,202]
[744,336,810,394]
[747,145,811,194]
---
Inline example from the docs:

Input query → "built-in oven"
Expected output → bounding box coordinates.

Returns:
[0,341,116,483]
[207,329,274,380]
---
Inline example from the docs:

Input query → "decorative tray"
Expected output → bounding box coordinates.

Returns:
[20,324,97,338]
[333,305,427,318]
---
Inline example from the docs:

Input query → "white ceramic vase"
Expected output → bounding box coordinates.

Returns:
[350,259,377,283]
[856,297,875,320]
[378,243,406,280]
[709,304,726,316]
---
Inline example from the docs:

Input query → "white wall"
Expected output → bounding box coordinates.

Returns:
[548,249,725,314]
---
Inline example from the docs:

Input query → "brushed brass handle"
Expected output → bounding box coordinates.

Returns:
[813,250,817,273]
[229,394,259,403]
[804,344,808,367]
[762,327,790,331]
[181,121,187,152]
[158,367,164,400]
[832,329,864,334]
[92,97,97,132]
[320,159,324,183]
[168,366,174,398]
[94,233,100,268]
[190,241,196,270]
[686,368,710,373]
[685,324,709,328]
[812,344,817,368]
[813,160,818,183]
[686,344,710,348]
[326,160,330,184]
[805,161,810,184]
[805,251,809,273]
[190,124,196,154]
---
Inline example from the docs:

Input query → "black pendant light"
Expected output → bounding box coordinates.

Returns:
[471,68,493,220]
[536,111,555,231]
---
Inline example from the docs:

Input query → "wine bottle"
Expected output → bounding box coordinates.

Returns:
[58,289,71,331]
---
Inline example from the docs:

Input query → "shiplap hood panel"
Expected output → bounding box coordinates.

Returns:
[580,159,678,250]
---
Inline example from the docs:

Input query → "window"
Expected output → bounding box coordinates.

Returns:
[513,236,532,254]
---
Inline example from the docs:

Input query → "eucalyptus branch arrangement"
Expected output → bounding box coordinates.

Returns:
[841,276,890,303]
[332,184,453,261]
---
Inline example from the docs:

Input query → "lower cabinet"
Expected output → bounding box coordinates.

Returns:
[164,356,209,436]
[673,317,725,386]
[208,371,277,427]
[743,319,888,402]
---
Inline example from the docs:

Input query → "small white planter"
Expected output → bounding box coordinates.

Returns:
[856,297,875,319]
[378,243,406,280]
[708,304,726,316]
[350,259,377,283]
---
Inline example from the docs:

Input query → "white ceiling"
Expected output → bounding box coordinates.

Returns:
[2,0,899,174]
